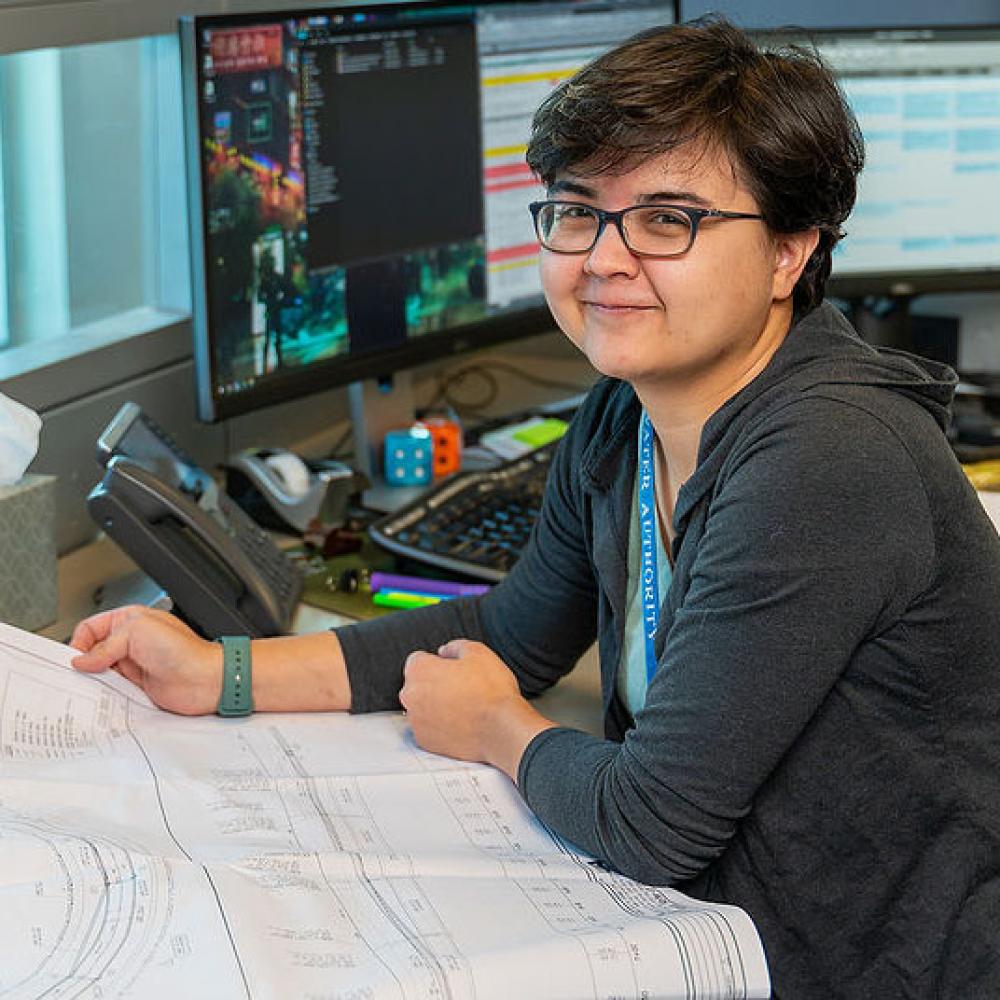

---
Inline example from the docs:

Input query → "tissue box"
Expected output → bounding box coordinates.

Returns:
[0,474,57,631]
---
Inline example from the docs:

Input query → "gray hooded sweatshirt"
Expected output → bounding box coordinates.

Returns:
[340,302,1000,997]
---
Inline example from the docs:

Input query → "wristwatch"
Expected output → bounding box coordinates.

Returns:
[216,636,253,717]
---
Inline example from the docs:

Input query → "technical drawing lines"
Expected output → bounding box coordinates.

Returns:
[657,908,750,1000]
[351,870,474,1000]
[207,729,401,859]
[0,637,151,765]
[0,814,169,999]
[0,669,121,762]
[594,879,751,999]
[514,871,755,1000]
[0,628,770,1000]
[432,769,550,864]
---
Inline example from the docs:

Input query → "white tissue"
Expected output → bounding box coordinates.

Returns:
[0,391,41,486]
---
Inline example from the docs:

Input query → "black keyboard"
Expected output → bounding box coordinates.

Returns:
[368,443,556,581]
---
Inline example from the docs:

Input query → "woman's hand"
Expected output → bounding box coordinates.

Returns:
[70,605,222,716]
[399,639,556,780]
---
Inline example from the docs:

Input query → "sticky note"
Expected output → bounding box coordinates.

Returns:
[512,418,568,448]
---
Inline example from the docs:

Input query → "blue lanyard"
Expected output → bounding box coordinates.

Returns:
[638,412,660,684]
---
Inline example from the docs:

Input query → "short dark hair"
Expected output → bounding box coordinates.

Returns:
[526,18,864,316]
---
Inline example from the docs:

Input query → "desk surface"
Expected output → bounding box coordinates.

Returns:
[979,489,1000,529]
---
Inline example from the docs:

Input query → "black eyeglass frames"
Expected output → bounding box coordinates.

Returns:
[528,200,764,257]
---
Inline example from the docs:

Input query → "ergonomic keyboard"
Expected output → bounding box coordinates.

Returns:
[368,443,556,581]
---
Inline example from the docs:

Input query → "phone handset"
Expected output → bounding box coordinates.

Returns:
[89,456,300,637]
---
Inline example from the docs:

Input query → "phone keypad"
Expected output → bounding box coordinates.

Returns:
[218,491,303,612]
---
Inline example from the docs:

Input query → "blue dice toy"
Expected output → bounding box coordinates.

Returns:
[383,427,433,486]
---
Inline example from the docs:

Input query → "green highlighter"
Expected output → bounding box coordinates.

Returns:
[372,590,443,609]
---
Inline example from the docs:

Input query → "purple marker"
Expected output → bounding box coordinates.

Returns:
[369,571,490,598]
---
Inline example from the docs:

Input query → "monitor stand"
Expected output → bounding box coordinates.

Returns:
[348,371,427,513]
[845,295,963,371]
[846,295,915,352]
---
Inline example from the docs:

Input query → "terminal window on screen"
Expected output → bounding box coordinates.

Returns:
[304,23,483,266]
[302,20,485,356]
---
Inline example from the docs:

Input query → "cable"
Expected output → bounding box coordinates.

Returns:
[427,360,593,418]
[427,365,501,414]
[221,420,233,468]
[326,423,354,461]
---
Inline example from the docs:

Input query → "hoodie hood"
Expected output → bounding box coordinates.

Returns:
[675,301,957,529]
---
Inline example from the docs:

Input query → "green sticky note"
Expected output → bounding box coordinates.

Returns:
[512,418,568,448]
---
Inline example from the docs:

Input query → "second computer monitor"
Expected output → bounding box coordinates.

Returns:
[762,26,1000,299]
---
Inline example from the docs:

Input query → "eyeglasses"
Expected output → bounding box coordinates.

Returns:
[528,200,764,257]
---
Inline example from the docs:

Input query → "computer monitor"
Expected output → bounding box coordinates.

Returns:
[680,1,1000,30]
[180,0,676,471]
[798,26,1000,302]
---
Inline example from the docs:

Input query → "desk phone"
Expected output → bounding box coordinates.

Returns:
[87,402,301,638]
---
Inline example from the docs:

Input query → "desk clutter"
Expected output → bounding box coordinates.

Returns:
[370,440,558,581]
[368,570,490,608]
[964,459,1000,491]
[383,415,462,486]
[82,401,572,638]
[382,412,570,488]
[294,531,492,621]
[951,374,1000,463]
[224,449,365,534]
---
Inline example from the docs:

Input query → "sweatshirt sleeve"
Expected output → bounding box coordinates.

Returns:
[518,396,936,884]
[337,595,490,712]
[339,391,604,713]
